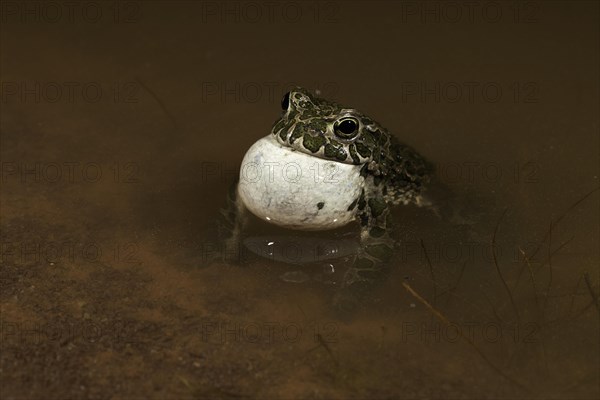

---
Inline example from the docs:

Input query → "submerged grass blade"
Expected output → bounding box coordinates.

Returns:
[492,208,520,322]
[402,282,530,393]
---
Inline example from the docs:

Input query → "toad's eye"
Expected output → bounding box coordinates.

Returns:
[334,118,359,139]
[281,92,290,111]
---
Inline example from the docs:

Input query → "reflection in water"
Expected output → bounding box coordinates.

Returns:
[243,235,360,266]
[244,234,359,285]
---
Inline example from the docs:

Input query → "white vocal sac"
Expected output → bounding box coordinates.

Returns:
[237,135,364,230]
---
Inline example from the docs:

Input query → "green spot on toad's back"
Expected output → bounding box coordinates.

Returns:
[272,119,285,135]
[279,128,288,141]
[324,143,347,161]
[302,135,326,153]
[355,142,372,158]
[317,202,324,210]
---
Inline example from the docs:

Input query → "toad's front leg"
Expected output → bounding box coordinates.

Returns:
[217,179,248,263]
[334,193,395,314]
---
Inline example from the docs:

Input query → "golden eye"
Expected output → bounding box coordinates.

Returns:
[334,118,359,139]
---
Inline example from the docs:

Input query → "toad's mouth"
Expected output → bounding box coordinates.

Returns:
[272,129,368,166]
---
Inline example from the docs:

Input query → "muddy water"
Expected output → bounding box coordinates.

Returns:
[1,1,598,399]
